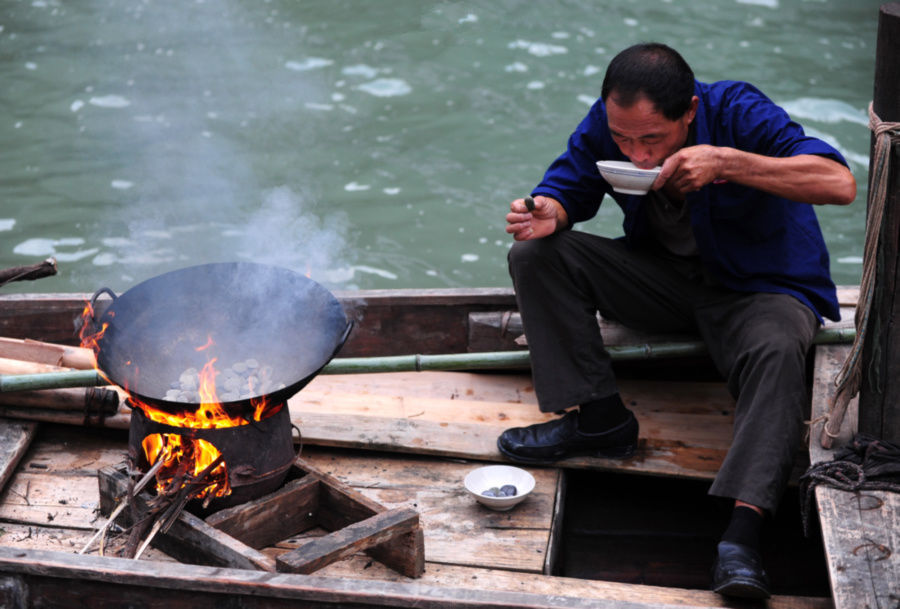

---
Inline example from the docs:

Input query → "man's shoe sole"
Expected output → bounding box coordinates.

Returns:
[497,438,636,463]
[712,576,770,600]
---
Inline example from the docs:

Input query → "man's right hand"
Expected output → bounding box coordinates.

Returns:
[505,195,568,241]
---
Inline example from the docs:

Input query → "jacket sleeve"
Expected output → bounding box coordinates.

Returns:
[530,99,621,226]
[716,82,848,167]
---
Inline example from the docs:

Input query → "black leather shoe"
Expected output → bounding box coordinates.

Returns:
[497,410,638,463]
[711,541,771,599]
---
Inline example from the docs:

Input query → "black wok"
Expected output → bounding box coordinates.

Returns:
[89,262,350,413]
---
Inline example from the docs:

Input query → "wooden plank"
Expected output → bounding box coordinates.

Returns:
[297,450,557,574]
[304,555,833,609]
[0,546,721,609]
[0,286,859,356]
[204,475,320,549]
[809,344,857,465]
[289,374,736,479]
[0,473,99,529]
[277,507,420,575]
[809,343,899,608]
[815,487,898,609]
[0,419,38,494]
[543,468,566,575]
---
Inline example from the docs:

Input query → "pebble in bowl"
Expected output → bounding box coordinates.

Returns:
[464,465,535,511]
[595,160,661,195]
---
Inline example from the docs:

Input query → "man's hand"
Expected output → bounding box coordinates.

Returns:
[505,195,568,240]
[652,145,723,195]
[651,145,856,205]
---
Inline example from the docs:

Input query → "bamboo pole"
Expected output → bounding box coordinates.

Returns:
[0,327,856,392]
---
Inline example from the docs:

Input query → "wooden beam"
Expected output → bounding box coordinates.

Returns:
[860,2,900,443]
[276,507,420,575]
[204,474,320,549]
[0,546,725,609]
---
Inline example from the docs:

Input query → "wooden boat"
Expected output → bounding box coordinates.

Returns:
[0,287,895,609]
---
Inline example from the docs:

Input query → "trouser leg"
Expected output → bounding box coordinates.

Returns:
[696,293,818,512]
[508,231,700,412]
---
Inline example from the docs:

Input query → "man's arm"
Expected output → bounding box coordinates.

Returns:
[655,145,857,205]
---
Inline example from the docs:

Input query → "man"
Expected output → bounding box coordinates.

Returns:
[499,43,855,599]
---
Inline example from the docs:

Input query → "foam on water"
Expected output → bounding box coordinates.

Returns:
[355,78,412,98]
[780,98,868,126]
[13,237,98,262]
[736,0,778,7]
[838,256,863,264]
[285,57,334,72]
[342,64,379,79]
[0,219,14,231]
[508,40,568,57]
[89,95,130,108]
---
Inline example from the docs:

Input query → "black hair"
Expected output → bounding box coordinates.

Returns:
[600,43,695,120]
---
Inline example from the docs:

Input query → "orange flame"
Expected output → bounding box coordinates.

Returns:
[78,300,110,355]
[141,433,231,499]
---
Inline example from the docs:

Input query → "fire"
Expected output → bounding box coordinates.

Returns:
[141,433,231,499]
[79,306,283,502]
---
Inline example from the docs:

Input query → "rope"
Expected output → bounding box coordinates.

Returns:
[822,103,900,448]
[800,434,900,536]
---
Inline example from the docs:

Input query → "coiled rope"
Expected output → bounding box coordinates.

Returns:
[821,103,900,448]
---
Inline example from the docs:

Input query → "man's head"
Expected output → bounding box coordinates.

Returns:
[601,43,699,169]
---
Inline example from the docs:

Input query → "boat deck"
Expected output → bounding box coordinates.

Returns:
[0,287,894,608]
[1,369,832,609]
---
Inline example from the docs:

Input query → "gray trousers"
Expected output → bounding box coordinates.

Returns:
[508,231,818,512]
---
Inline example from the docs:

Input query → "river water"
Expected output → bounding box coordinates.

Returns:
[0,0,880,295]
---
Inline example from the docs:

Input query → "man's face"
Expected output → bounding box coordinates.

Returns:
[605,93,698,169]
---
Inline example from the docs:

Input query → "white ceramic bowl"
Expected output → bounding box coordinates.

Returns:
[464,465,535,511]
[595,160,661,195]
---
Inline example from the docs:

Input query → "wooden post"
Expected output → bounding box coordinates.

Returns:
[859,3,900,443]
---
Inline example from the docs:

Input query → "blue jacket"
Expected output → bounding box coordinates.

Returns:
[532,80,848,322]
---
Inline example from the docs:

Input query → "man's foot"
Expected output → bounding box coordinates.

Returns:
[496,410,638,463]
[711,541,770,599]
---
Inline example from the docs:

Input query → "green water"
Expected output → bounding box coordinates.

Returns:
[0,0,880,295]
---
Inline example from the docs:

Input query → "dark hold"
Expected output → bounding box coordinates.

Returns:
[524,196,535,211]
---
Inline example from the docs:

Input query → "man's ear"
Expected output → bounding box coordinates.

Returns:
[685,95,699,125]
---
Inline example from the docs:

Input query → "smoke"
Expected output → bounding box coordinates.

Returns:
[235,186,351,284]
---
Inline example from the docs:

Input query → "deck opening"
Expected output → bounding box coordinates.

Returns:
[557,469,830,597]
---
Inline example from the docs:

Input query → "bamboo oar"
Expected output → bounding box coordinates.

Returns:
[0,327,856,393]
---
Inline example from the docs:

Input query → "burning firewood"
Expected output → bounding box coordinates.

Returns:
[122,453,226,559]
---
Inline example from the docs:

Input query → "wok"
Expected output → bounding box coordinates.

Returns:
[88,262,350,413]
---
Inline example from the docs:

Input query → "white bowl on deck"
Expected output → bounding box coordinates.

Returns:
[595,160,661,195]
[464,465,535,511]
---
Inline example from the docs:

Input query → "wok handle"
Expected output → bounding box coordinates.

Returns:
[330,320,354,360]
[74,287,119,338]
[87,287,117,322]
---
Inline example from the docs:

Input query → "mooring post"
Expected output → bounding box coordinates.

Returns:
[859,2,900,443]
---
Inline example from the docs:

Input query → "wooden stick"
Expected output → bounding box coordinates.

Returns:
[79,459,165,555]
[133,519,164,560]
[0,337,95,370]
[0,385,120,414]
[0,258,57,286]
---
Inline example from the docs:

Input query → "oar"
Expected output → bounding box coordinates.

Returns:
[0,327,856,393]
